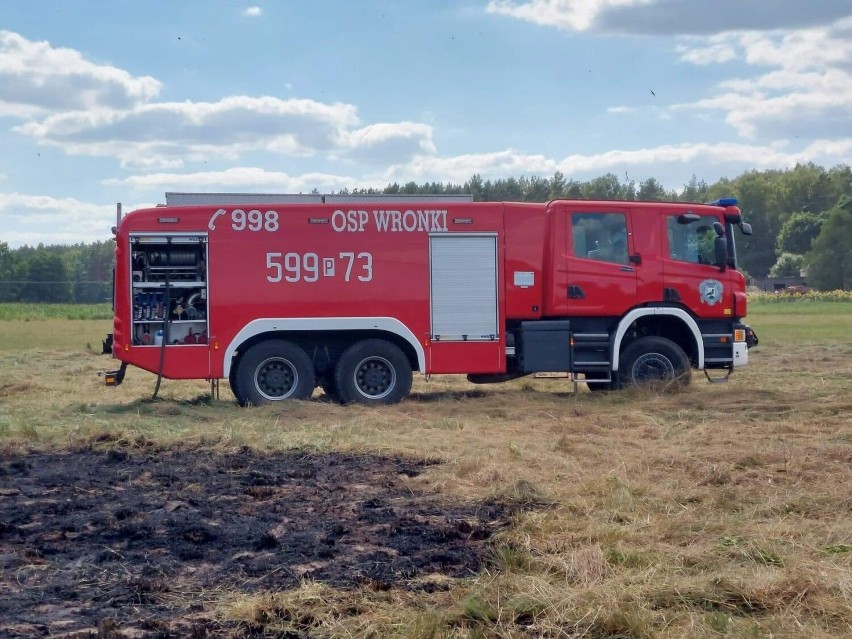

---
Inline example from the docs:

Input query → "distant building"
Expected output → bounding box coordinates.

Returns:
[753,276,810,292]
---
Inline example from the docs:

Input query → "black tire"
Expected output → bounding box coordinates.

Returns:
[617,336,691,390]
[584,371,613,392]
[228,358,244,405]
[232,340,315,406]
[334,339,412,405]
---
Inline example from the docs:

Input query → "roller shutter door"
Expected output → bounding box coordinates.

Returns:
[430,234,498,341]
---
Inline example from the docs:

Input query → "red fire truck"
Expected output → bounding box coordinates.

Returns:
[101,193,757,405]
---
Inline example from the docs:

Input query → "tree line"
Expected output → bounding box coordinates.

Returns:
[0,241,115,303]
[1,162,850,302]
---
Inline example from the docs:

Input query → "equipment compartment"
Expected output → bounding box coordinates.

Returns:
[129,235,208,346]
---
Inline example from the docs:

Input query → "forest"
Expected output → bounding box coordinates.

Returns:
[1,162,850,303]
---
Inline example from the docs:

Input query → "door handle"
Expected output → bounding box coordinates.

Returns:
[568,285,585,299]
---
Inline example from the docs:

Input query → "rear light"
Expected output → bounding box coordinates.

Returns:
[734,329,746,342]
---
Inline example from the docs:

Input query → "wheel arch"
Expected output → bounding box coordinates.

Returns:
[613,308,704,371]
[222,318,425,378]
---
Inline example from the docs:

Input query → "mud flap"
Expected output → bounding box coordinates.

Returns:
[99,362,127,387]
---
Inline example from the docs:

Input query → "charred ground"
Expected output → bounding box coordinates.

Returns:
[0,444,514,638]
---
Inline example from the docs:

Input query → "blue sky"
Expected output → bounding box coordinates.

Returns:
[1,0,850,247]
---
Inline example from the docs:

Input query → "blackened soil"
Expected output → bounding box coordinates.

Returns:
[0,446,511,638]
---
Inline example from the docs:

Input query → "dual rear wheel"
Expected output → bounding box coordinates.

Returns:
[232,338,412,406]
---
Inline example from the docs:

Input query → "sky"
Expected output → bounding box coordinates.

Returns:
[1,0,850,248]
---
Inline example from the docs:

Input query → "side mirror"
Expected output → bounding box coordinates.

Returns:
[740,222,753,236]
[714,236,728,272]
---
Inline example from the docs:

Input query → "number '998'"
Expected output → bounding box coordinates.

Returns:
[231,209,279,232]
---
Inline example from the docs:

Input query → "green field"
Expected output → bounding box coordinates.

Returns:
[0,302,112,321]
[1,300,850,638]
[747,300,852,344]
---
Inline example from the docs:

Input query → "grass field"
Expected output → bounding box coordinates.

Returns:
[1,301,850,638]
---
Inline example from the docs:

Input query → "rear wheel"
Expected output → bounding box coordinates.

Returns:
[232,340,315,406]
[618,336,691,390]
[334,339,412,405]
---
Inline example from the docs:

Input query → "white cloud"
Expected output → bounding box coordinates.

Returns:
[486,0,654,32]
[95,126,852,202]
[106,139,851,195]
[243,7,262,17]
[392,149,556,183]
[487,4,851,148]
[104,167,360,194]
[0,31,435,169]
[0,31,160,117]
[678,19,852,72]
[0,192,115,247]
[13,96,436,168]
[676,39,737,65]
[380,139,852,189]
[803,139,852,157]
[340,122,437,162]
[674,19,852,142]
[487,0,852,35]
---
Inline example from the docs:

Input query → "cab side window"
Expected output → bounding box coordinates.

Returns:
[572,212,628,265]
[667,215,717,265]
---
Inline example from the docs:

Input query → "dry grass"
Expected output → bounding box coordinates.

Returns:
[1,303,851,637]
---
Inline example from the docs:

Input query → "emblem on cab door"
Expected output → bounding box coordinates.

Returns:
[699,279,723,305]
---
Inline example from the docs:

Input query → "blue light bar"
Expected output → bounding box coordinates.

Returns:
[710,198,738,207]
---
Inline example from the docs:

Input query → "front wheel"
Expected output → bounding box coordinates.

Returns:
[232,340,316,406]
[334,339,412,405]
[618,336,691,390]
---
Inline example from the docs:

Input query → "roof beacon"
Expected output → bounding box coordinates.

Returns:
[711,198,738,207]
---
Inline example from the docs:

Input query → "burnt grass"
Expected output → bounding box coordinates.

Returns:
[0,445,515,638]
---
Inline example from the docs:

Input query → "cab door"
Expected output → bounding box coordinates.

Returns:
[661,211,732,319]
[550,208,637,317]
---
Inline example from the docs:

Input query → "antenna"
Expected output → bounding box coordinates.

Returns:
[112,203,123,236]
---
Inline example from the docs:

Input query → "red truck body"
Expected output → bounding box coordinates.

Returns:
[104,196,755,404]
